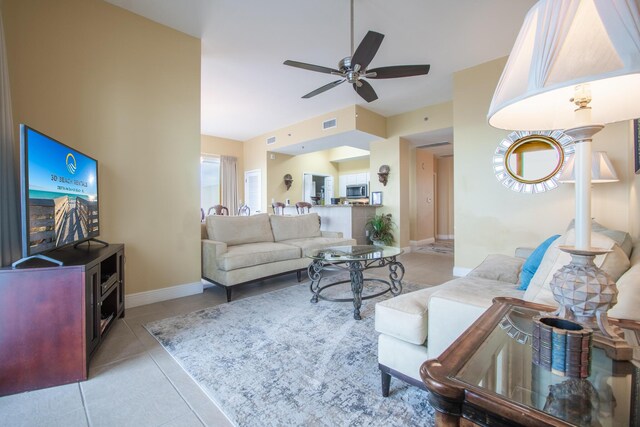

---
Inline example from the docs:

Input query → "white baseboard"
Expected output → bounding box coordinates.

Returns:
[452,266,472,277]
[126,281,204,308]
[409,238,435,247]
[437,234,454,240]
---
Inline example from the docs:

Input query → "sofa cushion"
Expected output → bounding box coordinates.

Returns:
[207,213,274,246]
[518,235,561,290]
[375,287,441,345]
[216,242,300,271]
[467,254,524,284]
[270,213,321,242]
[523,230,630,306]
[429,276,525,308]
[279,236,356,257]
[567,219,633,258]
[608,240,640,321]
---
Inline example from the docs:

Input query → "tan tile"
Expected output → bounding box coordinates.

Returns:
[89,328,146,368]
[159,410,205,427]
[0,383,86,426]
[83,354,192,427]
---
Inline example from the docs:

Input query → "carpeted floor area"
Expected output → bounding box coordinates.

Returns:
[145,277,435,427]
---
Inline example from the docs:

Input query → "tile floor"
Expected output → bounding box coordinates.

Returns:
[0,250,454,427]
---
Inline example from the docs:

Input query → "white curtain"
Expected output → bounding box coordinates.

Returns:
[220,155,238,215]
[0,8,21,266]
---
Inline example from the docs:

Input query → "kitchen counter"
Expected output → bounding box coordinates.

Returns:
[282,204,379,244]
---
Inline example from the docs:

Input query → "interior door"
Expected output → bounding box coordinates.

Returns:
[244,169,261,214]
[324,176,334,204]
[303,174,313,203]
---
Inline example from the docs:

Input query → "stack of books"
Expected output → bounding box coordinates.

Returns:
[532,316,592,378]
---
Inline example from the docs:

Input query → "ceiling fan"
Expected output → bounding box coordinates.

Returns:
[283,0,430,102]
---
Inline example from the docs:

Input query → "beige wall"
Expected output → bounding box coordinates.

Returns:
[453,57,635,271]
[4,0,201,294]
[201,135,244,203]
[327,146,370,162]
[337,158,370,175]
[370,101,454,248]
[266,150,338,207]
[369,137,411,247]
[436,157,454,238]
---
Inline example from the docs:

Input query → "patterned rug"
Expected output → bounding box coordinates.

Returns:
[416,239,454,255]
[145,277,435,427]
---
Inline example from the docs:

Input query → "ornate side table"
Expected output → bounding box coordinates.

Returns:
[307,245,404,320]
[421,297,640,427]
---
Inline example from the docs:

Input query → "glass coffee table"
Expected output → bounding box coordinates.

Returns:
[307,245,404,320]
[421,297,640,427]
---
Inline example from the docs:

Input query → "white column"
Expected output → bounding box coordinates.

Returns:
[573,139,592,250]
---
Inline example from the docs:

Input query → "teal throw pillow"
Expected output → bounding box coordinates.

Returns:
[518,234,561,291]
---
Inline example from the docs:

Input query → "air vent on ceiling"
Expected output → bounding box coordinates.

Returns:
[266,136,276,145]
[417,141,450,149]
[322,118,337,130]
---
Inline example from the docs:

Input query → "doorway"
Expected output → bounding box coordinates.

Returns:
[302,173,334,205]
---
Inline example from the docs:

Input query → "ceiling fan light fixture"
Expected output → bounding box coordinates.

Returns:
[282,2,430,102]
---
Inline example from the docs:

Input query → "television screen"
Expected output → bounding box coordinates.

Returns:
[20,125,99,257]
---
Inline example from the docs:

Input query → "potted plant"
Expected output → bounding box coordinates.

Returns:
[365,213,395,246]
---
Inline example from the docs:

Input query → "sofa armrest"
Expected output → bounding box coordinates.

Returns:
[321,231,343,238]
[201,239,228,278]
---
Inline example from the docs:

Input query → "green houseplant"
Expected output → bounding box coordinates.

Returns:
[365,213,395,246]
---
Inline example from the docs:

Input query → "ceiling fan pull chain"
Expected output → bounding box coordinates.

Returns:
[350,0,355,56]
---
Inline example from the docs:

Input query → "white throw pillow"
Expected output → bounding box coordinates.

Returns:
[523,230,630,307]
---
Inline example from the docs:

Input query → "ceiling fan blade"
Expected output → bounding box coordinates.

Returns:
[284,60,341,75]
[351,31,384,70]
[367,64,431,79]
[302,79,346,99]
[353,80,378,103]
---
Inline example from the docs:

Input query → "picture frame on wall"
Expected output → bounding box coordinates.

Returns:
[635,119,640,174]
[371,191,383,205]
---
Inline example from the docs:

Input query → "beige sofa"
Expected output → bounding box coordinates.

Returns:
[201,213,356,301]
[375,230,640,396]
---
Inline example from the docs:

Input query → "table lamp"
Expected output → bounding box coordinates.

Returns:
[488,0,640,359]
[558,151,619,183]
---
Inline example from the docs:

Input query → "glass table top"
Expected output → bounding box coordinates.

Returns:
[307,245,403,262]
[455,305,640,427]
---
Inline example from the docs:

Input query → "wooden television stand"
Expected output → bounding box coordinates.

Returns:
[0,243,125,396]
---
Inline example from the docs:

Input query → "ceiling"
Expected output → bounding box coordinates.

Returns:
[104,0,535,142]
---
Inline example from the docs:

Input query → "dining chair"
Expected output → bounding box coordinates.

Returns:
[295,202,312,214]
[208,205,229,215]
[272,202,286,215]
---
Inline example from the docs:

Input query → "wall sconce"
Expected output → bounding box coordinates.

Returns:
[283,174,293,190]
[378,165,390,186]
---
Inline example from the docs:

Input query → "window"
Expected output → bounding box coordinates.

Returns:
[201,156,220,212]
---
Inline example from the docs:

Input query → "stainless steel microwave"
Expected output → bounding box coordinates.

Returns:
[346,184,368,199]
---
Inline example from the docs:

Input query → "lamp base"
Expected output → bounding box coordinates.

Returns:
[550,245,633,361]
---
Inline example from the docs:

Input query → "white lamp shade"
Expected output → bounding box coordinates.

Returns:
[488,0,640,130]
[559,151,619,183]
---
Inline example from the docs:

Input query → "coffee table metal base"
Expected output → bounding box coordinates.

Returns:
[308,257,404,320]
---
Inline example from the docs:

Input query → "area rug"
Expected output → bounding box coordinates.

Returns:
[416,239,454,255]
[145,277,435,427]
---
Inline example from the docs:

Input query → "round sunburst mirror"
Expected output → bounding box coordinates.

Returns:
[493,130,574,193]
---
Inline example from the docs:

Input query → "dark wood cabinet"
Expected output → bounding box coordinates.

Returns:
[0,243,125,396]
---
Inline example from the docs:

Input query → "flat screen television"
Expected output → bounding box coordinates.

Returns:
[19,125,100,259]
